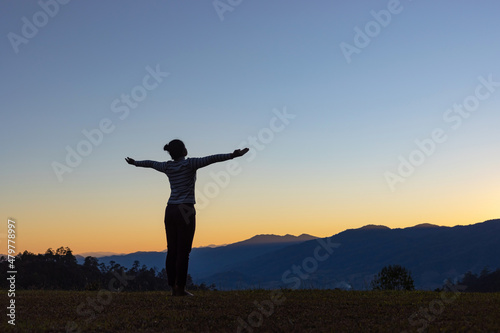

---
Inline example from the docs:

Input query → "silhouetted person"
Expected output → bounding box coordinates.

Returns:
[125,140,249,296]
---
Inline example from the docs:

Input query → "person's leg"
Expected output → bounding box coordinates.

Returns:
[175,204,196,293]
[164,205,178,291]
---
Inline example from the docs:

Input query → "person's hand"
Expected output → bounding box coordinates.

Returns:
[231,148,249,158]
[125,157,136,165]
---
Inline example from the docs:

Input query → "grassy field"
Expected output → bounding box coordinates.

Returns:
[2,289,500,332]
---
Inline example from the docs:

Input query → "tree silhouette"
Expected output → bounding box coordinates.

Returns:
[0,247,216,292]
[454,267,500,292]
[371,264,415,291]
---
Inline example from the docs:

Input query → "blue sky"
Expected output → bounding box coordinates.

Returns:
[1,0,499,253]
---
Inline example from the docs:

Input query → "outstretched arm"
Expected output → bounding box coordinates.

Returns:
[189,148,250,170]
[125,157,166,172]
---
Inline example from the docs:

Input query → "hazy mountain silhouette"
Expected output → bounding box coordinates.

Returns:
[197,219,500,290]
[411,223,440,228]
[83,251,167,271]
[79,251,126,257]
[358,224,391,230]
[230,233,317,245]
[88,234,317,278]
[83,219,500,290]
[189,234,317,278]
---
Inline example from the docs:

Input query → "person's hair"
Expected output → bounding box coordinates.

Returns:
[164,139,187,160]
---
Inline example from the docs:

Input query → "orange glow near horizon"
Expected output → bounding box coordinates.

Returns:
[5,198,498,255]
[2,157,499,256]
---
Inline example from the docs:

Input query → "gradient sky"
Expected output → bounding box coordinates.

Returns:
[1,0,499,255]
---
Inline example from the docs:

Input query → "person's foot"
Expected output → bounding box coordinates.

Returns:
[173,286,194,297]
[177,289,194,297]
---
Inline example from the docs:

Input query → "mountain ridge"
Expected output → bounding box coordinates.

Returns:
[197,219,500,290]
[72,219,500,290]
[74,222,475,257]
[85,233,318,277]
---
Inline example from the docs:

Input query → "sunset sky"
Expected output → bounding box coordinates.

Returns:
[1,1,499,255]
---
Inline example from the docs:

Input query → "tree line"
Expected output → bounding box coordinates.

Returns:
[453,267,500,292]
[0,247,214,291]
[2,249,498,292]
[371,264,500,292]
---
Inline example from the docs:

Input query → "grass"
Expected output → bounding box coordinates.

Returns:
[2,289,500,332]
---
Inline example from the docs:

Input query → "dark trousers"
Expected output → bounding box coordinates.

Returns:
[164,203,196,289]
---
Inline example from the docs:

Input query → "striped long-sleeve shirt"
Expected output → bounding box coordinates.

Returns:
[134,154,233,204]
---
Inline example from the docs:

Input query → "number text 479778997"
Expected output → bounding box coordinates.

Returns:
[7,218,17,326]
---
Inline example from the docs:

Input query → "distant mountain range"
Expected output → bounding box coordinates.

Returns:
[77,219,500,290]
[76,233,317,277]
[78,251,127,257]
